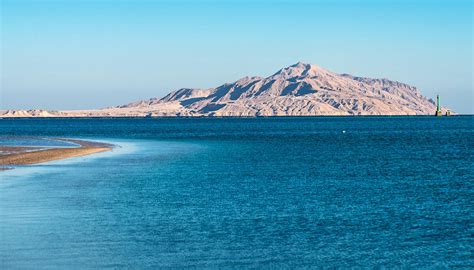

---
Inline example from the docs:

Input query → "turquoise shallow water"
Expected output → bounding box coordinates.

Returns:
[0,117,473,268]
[0,136,79,147]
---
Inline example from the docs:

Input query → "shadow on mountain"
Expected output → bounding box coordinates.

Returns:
[229,80,260,100]
[210,85,231,102]
[180,97,208,106]
[254,80,276,97]
[280,82,317,96]
[295,86,317,96]
[198,103,226,113]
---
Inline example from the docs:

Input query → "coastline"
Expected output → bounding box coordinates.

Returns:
[0,138,113,169]
[0,114,468,119]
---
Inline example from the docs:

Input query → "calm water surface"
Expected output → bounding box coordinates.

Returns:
[0,117,473,268]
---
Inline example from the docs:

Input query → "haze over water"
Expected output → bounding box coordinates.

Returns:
[0,117,473,268]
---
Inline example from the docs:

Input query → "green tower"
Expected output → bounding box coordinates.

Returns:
[435,94,442,116]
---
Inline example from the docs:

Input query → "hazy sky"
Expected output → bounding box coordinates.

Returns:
[1,0,472,113]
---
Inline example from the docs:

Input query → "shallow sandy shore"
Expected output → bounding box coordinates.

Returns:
[0,139,113,168]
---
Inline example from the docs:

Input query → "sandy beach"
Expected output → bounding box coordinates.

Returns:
[0,139,113,168]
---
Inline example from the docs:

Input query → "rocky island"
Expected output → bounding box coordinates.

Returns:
[1,62,449,117]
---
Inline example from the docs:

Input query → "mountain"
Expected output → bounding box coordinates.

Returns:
[0,109,59,117]
[1,62,449,117]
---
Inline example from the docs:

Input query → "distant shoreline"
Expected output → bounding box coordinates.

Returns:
[0,138,113,170]
[0,114,470,119]
[0,63,459,118]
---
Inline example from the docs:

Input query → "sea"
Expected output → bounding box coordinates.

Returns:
[0,116,473,268]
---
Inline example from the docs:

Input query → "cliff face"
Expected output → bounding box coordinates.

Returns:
[1,62,447,117]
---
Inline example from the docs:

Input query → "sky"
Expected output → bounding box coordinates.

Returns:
[1,0,472,113]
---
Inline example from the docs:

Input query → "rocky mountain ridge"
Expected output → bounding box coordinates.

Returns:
[1,62,448,117]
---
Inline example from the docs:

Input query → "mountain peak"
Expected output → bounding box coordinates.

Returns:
[292,61,313,68]
[271,62,331,79]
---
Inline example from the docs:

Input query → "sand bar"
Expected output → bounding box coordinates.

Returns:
[0,138,113,168]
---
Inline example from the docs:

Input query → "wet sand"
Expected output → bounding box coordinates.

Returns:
[0,139,113,168]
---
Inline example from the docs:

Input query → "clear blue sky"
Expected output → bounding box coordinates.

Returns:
[1,0,472,113]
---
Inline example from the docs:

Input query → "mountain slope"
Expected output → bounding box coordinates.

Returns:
[1,62,448,117]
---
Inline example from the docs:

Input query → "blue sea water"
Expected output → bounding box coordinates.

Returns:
[0,117,473,268]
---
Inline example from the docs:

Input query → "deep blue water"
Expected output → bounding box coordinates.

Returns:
[0,117,473,268]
